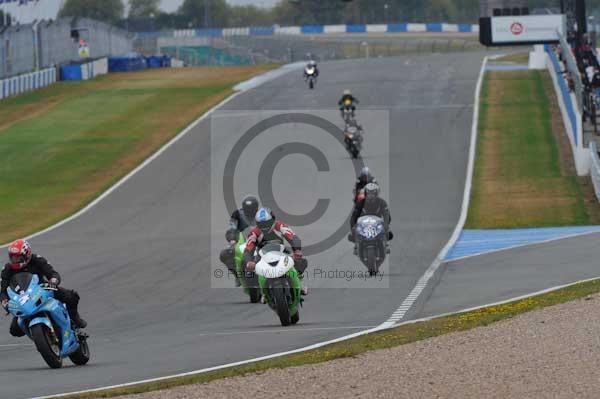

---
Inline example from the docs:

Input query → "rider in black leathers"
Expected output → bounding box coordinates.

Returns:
[350,183,393,253]
[353,167,377,203]
[338,89,359,118]
[219,196,259,286]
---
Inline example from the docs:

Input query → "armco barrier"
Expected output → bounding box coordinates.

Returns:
[173,22,479,38]
[590,142,600,201]
[0,68,56,101]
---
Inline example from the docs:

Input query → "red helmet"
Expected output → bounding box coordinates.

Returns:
[8,239,32,271]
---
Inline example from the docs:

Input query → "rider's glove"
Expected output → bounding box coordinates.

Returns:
[48,278,59,289]
[246,261,256,271]
[293,250,303,260]
[1,299,8,309]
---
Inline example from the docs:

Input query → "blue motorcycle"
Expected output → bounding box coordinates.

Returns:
[355,215,388,276]
[6,273,90,368]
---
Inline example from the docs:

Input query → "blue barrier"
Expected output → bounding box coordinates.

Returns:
[146,55,171,68]
[546,45,578,146]
[60,65,83,81]
[250,27,275,36]
[426,23,443,32]
[301,25,324,34]
[196,28,223,37]
[387,23,408,33]
[109,54,147,72]
[458,23,473,33]
[346,24,367,33]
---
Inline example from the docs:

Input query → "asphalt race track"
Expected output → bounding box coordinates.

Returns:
[0,54,484,398]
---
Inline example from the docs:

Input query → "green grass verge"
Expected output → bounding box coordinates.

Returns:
[0,66,275,244]
[56,277,600,398]
[466,70,591,228]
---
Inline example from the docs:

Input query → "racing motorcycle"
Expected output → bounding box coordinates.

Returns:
[234,228,261,303]
[344,123,363,159]
[304,66,317,89]
[341,99,356,124]
[5,273,90,369]
[254,243,304,326]
[353,215,388,276]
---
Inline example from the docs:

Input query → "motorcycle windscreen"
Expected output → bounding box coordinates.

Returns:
[260,242,286,255]
[9,272,35,294]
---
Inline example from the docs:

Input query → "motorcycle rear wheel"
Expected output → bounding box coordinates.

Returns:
[31,324,62,369]
[69,336,90,365]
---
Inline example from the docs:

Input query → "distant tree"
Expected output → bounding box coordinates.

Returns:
[179,0,230,28]
[59,0,125,24]
[228,5,273,27]
[129,0,160,18]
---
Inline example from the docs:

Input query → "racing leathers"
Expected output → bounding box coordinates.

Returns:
[1,255,86,335]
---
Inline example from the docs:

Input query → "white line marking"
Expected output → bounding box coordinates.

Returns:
[445,230,600,263]
[0,343,32,348]
[379,56,488,324]
[193,326,377,337]
[35,59,490,399]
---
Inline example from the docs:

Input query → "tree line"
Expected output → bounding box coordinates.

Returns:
[56,0,484,30]
[53,0,600,31]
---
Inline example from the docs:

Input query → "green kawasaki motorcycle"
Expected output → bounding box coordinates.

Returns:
[254,243,304,326]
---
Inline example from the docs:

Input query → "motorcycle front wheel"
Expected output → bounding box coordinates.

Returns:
[271,282,291,326]
[31,324,62,369]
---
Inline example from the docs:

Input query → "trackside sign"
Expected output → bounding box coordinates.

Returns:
[480,14,566,46]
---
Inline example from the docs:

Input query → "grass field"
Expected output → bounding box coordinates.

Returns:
[0,66,275,244]
[465,69,596,228]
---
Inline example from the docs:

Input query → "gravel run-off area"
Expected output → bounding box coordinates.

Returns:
[117,294,600,399]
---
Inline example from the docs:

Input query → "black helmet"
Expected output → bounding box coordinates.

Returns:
[359,167,373,184]
[242,196,259,220]
[364,182,380,201]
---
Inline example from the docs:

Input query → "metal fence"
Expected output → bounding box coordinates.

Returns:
[558,32,584,110]
[0,17,132,79]
[158,35,486,66]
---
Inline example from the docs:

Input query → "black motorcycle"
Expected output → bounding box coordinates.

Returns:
[344,123,363,158]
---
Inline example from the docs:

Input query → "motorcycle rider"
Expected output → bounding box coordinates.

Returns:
[1,240,87,337]
[350,183,393,254]
[304,60,319,79]
[338,89,359,118]
[220,196,260,287]
[353,167,377,203]
[244,208,308,295]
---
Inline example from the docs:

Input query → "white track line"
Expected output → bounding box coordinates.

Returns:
[379,56,488,328]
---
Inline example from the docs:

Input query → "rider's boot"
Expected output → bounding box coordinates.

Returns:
[67,293,87,329]
[70,309,87,329]
[299,275,308,296]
